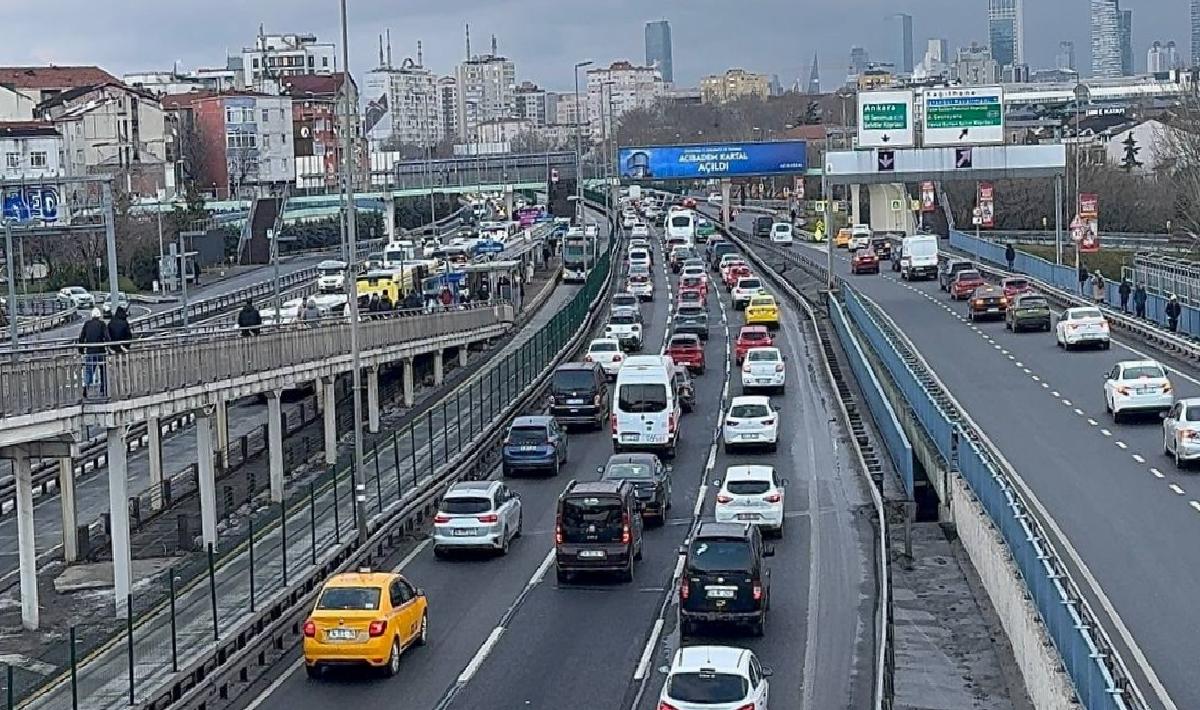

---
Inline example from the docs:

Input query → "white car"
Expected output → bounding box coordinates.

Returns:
[57,286,95,310]
[433,480,522,557]
[731,277,766,310]
[741,347,785,393]
[628,248,652,271]
[707,193,723,205]
[611,292,641,314]
[631,223,651,238]
[659,645,771,710]
[849,224,871,251]
[1056,307,1111,350]
[769,223,793,247]
[622,211,638,228]
[715,464,786,536]
[681,265,707,283]
[629,237,651,251]
[719,255,746,280]
[1162,398,1200,467]
[605,312,644,351]
[627,271,655,301]
[723,396,778,453]
[585,337,625,378]
[1104,359,1174,422]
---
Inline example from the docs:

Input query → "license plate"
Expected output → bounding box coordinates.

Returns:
[453,528,477,536]
[567,399,584,405]
[757,378,771,384]
[987,307,999,313]
[706,587,737,599]
[326,628,356,641]
[621,433,640,442]
[1136,386,1153,394]
[519,445,538,451]
[578,550,606,559]
[569,408,580,413]
[742,433,759,439]
[736,513,762,521]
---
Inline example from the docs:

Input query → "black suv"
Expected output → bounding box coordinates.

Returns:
[753,216,774,239]
[599,453,672,526]
[548,362,610,429]
[679,522,773,637]
[555,480,644,584]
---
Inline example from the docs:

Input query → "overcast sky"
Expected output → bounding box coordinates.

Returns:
[0,0,1190,93]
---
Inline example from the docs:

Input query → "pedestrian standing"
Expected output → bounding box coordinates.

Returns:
[1005,243,1016,271]
[1166,294,1182,332]
[379,293,393,313]
[299,297,321,324]
[106,306,133,353]
[1078,263,1089,296]
[439,286,454,310]
[1092,270,1106,304]
[1118,279,1132,313]
[1133,284,1148,319]
[78,308,109,396]
[237,299,262,336]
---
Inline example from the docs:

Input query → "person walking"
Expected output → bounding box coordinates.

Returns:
[1091,270,1106,304]
[1166,294,1182,333]
[106,306,133,353]
[78,308,109,396]
[1078,263,1089,296]
[439,286,454,310]
[379,293,393,313]
[299,297,320,324]
[1005,243,1016,271]
[237,299,262,336]
[1133,284,1148,319]
[1118,279,1132,313]
[404,289,422,310]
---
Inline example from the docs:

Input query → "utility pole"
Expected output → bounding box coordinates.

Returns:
[4,220,17,347]
[573,60,593,225]
[824,133,834,290]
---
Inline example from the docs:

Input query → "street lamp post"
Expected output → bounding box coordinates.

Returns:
[4,219,17,346]
[1072,83,1091,273]
[573,60,593,224]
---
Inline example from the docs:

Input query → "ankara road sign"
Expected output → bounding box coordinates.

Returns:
[923,87,1005,147]
[858,90,914,148]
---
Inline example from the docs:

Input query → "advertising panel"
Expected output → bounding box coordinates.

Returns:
[1077,193,1100,253]
[920,180,936,212]
[616,140,807,180]
[362,70,392,145]
[922,87,1005,147]
[2,185,65,224]
[857,90,915,148]
[977,182,995,228]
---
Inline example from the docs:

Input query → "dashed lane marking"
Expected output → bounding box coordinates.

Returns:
[1169,484,1187,496]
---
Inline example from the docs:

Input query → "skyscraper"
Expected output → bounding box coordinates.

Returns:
[1148,41,1167,73]
[1192,0,1200,68]
[1056,40,1076,71]
[848,46,869,78]
[988,0,1025,69]
[890,13,914,74]
[1166,40,1182,70]
[1091,0,1122,78]
[645,20,673,84]
[1119,9,1133,75]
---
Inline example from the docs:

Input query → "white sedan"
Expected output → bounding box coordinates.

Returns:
[1056,307,1110,350]
[585,337,625,378]
[722,396,778,453]
[1162,397,1200,467]
[57,286,95,309]
[631,223,651,238]
[1105,359,1174,422]
[742,347,785,393]
[715,464,785,536]
[659,646,771,710]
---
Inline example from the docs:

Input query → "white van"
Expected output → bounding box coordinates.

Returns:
[849,224,871,251]
[666,210,696,242]
[898,235,939,281]
[613,357,680,458]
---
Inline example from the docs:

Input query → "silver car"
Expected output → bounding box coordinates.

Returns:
[1162,397,1200,467]
[433,480,522,557]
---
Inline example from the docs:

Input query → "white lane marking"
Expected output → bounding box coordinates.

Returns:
[1062,399,1072,407]
[394,538,431,571]
[1190,501,1200,513]
[1101,429,1113,437]
[1151,468,1166,479]
[1116,441,1128,449]
[1051,391,1060,397]
[1041,382,1049,389]
[1022,368,1031,374]
[1088,419,1098,426]
[1169,484,1187,496]
[457,627,505,684]
[1015,361,1024,368]
[1132,454,1145,463]
[632,618,665,681]
[1073,408,1085,416]
[693,484,709,518]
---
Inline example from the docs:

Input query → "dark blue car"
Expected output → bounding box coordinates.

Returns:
[502,416,568,477]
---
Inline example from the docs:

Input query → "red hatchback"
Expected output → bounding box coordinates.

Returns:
[734,326,774,365]
[851,248,880,274]
[680,274,708,298]
[667,333,706,374]
[724,264,752,290]
[1001,276,1031,300]
[950,270,986,300]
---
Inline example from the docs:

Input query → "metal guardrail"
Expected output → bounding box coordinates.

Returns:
[978,229,1191,253]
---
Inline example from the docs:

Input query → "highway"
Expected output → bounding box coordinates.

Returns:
[736,215,1195,710]
[236,220,875,710]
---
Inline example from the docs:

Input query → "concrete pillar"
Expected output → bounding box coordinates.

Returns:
[458,346,469,368]
[367,367,380,434]
[267,391,285,502]
[58,458,78,563]
[384,194,397,240]
[315,377,325,413]
[214,396,229,469]
[323,377,337,466]
[433,350,444,386]
[196,410,218,550]
[850,184,862,226]
[147,416,164,511]
[13,449,39,630]
[106,427,132,617]
[402,358,415,408]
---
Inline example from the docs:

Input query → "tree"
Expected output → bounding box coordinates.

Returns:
[1152,100,1200,235]
[1120,133,1142,172]
[510,130,558,154]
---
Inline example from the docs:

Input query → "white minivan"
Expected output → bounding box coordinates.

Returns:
[666,210,696,242]
[613,356,680,459]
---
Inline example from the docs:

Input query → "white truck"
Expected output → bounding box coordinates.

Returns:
[896,234,939,281]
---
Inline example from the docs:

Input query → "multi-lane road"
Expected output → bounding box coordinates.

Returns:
[736,215,1194,710]
[235,220,876,709]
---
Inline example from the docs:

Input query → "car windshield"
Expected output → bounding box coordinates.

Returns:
[750,298,773,308]
[908,241,937,258]
[671,216,691,227]
[1186,407,1200,422]
[1122,365,1166,380]
[1071,309,1102,320]
[741,331,768,342]
[678,307,705,317]
[957,271,981,281]
[553,370,595,391]
[727,480,771,495]
[747,350,780,362]
[667,672,749,704]
[738,279,761,290]
[604,463,656,480]
[610,314,637,325]
[730,403,771,418]
[670,337,699,349]
[561,498,623,543]
[630,251,649,260]
[612,295,637,308]
[682,278,702,287]
[688,539,754,572]
[590,341,619,353]
[508,426,549,445]
[316,586,381,611]
[440,497,492,515]
[618,383,668,413]
[1018,298,1049,309]
[1005,279,1029,289]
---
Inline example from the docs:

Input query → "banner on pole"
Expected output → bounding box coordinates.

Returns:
[920,181,936,212]
[977,182,995,228]
[1077,193,1099,253]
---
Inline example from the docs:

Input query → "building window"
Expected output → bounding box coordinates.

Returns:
[253,57,260,69]
[29,152,47,168]
[262,134,271,149]
[262,109,270,123]
[5,153,18,168]
[323,57,329,68]
[308,56,315,68]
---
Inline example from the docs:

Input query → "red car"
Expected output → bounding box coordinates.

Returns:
[851,248,880,274]
[667,333,705,374]
[1001,276,1031,300]
[724,264,752,290]
[950,270,986,300]
[680,274,708,298]
[734,326,774,365]
[678,286,705,307]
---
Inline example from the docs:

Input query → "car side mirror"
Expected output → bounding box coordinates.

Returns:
[416,588,426,597]
[1160,412,1169,420]
[596,465,605,474]
[761,666,774,678]
[763,545,776,557]
[677,545,688,556]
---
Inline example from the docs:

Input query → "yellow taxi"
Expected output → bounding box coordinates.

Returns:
[834,228,852,249]
[302,570,428,679]
[745,294,781,329]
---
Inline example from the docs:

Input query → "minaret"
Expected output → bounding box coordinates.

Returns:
[378,35,384,68]
[417,40,423,67]
[465,24,472,60]
[386,28,392,67]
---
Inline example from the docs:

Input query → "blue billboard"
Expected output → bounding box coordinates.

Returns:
[617,140,807,180]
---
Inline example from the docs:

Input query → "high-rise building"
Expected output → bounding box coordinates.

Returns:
[644,20,673,84]
[700,68,771,104]
[514,82,557,127]
[586,61,665,138]
[362,52,441,149]
[890,14,914,74]
[242,30,337,92]
[454,37,517,140]
[1166,40,1182,69]
[953,42,999,85]
[1091,0,1123,78]
[848,46,869,79]
[988,0,1025,69]
[1192,0,1200,68]
[1119,10,1133,75]
[437,76,458,141]
[1148,41,1166,73]
[1056,40,1076,71]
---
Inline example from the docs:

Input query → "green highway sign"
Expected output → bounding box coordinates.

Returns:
[863,103,909,130]
[922,87,1005,146]
[857,90,915,148]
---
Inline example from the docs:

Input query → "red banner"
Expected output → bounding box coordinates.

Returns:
[920,181,935,212]
[977,182,995,228]
[1075,194,1100,253]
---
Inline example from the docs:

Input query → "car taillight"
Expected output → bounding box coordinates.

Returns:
[368,619,387,637]
[763,419,775,426]
[775,363,784,372]
[743,363,752,372]
[434,513,451,524]
[972,299,983,307]
[1164,382,1173,393]
[734,705,755,710]
[659,702,681,710]
[612,352,623,362]
[726,419,739,427]
[584,355,593,363]
[1116,386,1131,395]
[999,298,1008,306]
[478,513,499,524]
[668,412,677,434]
[622,516,632,545]
[752,583,763,601]
[679,578,689,600]
[1185,429,1200,440]
[716,493,733,504]
[555,520,563,544]
[610,414,618,433]
[302,619,316,637]
[764,492,782,503]
[1068,323,1079,330]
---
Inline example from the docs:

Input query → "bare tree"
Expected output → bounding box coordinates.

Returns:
[1152,97,1200,235]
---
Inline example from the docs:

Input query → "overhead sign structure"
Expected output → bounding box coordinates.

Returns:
[823,144,1065,185]
[2,185,62,223]
[857,90,915,148]
[616,140,807,180]
[923,87,1005,147]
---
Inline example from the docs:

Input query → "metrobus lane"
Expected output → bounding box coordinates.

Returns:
[809,239,1197,710]
[633,243,875,710]
[440,230,734,709]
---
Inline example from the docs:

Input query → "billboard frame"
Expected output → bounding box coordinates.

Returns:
[922,86,1006,147]
[857,90,916,148]
[615,139,808,181]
